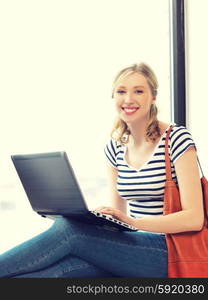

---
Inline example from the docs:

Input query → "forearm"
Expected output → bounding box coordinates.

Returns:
[130,210,203,234]
[97,205,203,234]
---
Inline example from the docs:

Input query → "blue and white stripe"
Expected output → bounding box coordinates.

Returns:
[104,125,195,219]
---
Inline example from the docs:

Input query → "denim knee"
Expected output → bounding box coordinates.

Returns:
[51,217,83,239]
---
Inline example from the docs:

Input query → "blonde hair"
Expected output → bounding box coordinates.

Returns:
[111,62,160,143]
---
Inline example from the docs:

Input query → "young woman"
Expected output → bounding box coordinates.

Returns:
[0,62,204,278]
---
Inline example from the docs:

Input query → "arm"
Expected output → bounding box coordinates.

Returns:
[106,163,127,214]
[100,147,204,233]
[131,147,204,233]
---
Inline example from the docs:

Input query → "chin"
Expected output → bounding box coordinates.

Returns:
[121,115,142,123]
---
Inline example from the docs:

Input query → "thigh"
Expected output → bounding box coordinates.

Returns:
[13,255,114,278]
[56,217,168,278]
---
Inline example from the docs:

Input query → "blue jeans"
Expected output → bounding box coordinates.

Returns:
[0,217,167,277]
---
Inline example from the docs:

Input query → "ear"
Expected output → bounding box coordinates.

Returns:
[152,96,156,103]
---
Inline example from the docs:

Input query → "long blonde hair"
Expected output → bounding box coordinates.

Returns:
[111,62,160,143]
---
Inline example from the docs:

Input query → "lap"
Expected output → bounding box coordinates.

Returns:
[53,216,168,277]
[54,216,167,250]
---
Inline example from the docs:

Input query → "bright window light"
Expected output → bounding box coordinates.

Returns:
[0,0,170,252]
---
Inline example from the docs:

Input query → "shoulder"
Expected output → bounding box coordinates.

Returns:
[170,124,193,139]
[169,124,196,164]
[169,124,195,149]
[104,138,121,155]
[104,138,123,168]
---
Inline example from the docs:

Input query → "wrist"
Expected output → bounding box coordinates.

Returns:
[126,216,138,228]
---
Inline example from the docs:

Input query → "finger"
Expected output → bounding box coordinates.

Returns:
[100,208,116,215]
[100,207,112,212]
[94,206,106,211]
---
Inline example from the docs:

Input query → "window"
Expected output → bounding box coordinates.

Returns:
[185,0,208,172]
[0,0,170,252]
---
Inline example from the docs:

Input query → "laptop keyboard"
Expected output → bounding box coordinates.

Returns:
[90,210,138,231]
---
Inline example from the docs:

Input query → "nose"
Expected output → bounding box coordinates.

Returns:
[123,92,134,104]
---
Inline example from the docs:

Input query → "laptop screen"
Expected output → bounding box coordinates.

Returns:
[11,151,89,216]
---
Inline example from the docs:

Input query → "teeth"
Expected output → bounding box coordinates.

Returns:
[123,108,138,112]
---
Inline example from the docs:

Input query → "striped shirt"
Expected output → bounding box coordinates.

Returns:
[104,124,196,219]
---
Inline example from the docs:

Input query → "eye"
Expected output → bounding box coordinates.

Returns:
[135,90,144,94]
[116,90,126,94]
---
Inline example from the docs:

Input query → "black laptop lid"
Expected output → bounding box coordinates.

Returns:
[11,151,88,216]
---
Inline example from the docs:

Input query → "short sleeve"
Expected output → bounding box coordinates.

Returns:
[170,126,196,164]
[104,139,118,168]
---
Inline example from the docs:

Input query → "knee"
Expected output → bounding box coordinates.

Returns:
[51,217,101,241]
[52,216,71,230]
[51,216,83,236]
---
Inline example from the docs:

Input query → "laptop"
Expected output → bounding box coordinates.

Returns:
[11,151,138,232]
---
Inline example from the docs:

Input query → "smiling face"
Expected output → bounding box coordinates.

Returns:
[113,72,156,126]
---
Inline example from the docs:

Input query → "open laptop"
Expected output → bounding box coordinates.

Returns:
[11,151,137,232]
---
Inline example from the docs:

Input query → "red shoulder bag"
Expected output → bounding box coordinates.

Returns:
[164,126,208,278]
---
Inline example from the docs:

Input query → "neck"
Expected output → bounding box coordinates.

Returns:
[127,120,150,147]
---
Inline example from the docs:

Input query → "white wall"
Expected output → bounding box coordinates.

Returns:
[185,0,208,175]
[0,0,170,253]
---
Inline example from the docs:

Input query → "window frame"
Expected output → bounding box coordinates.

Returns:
[169,0,186,126]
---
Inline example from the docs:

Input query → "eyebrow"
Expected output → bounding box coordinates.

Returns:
[116,85,145,89]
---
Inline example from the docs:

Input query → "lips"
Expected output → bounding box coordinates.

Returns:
[122,106,139,115]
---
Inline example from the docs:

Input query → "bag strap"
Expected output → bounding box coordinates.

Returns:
[197,157,205,177]
[165,125,174,181]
